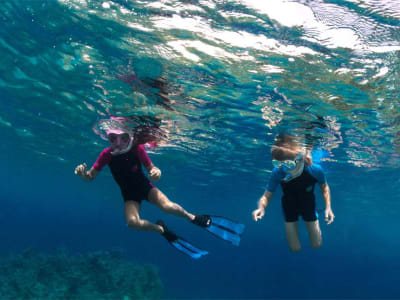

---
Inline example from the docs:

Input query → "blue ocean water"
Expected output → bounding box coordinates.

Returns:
[1,0,400,298]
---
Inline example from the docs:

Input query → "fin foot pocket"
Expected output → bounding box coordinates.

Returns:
[192,215,211,228]
[157,220,208,259]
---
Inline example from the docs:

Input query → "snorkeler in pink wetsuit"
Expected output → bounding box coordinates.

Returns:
[93,143,156,203]
[74,126,244,259]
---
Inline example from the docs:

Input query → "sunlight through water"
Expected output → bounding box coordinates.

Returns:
[1,0,399,175]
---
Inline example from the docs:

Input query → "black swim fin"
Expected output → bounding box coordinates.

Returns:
[157,220,208,259]
[192,215,245,246]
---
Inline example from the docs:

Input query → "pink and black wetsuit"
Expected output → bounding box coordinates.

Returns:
[93,145,155,203]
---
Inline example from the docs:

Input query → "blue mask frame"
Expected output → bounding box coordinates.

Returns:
[272,153,303,171]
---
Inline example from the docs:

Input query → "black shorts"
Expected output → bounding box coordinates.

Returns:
[120,180,155,203]
[282,196,317,222]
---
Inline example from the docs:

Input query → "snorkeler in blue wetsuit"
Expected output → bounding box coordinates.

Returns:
[252,134,335,252]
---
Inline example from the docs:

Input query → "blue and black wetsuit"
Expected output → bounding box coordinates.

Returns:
[266,165,327,222]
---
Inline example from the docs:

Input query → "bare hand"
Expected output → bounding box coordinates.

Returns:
[149,167,161,181]
[74,163,87,177]
[325,208,335,225]
[252,208,265,222]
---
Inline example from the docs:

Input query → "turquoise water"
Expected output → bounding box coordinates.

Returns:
[1,0,400,298]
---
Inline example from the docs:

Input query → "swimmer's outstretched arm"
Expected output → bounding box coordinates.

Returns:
[252,190,273,222]
[135,145,161,182]
[320,183,335,224]
[145,163,162,182]
[74,163,99,182]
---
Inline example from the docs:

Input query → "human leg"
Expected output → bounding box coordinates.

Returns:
[305,220,322,249]
[147,188,195,221]
[302,202,321,249]
[285,222,301,252]
[124,200,207,258]
[147,188,245,246]
[124,200,163,233]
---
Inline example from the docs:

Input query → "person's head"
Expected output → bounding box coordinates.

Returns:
[106,128,133,155]
[271,134,310,181]
[271,146,304,174]
[271,133,312,166]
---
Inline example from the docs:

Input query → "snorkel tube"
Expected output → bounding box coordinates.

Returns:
[282,153,305,182]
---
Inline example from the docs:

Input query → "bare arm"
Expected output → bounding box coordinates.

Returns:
[145,163,161,182]
[145,163,155,173]
[258,190,273,210]
[320,183,331,208]
[74,163,99,182]
[320,183,335,224]
[252,190,273,221]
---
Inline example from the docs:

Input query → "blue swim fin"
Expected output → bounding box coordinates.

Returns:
[192,215,245,246]
[157,220,208,259]
[170,238,208,259]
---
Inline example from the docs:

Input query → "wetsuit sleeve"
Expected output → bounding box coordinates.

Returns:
[135,145,152,168]
[309,164,327,185]
[266,167,284,193]
[92,148,112,171]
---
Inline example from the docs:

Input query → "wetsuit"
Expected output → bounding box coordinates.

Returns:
[266,165,326,222]
[93,145,154,203]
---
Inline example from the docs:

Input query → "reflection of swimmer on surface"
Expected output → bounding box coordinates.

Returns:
[75,118,244,259]
[252,134,335,252]
[118,72,174,111]
[115,56,177,111]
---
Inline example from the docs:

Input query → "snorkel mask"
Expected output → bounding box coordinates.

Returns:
[272,153,305,182]
[106,129,134,155]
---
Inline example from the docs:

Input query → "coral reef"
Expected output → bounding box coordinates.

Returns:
[0,248,162,299]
